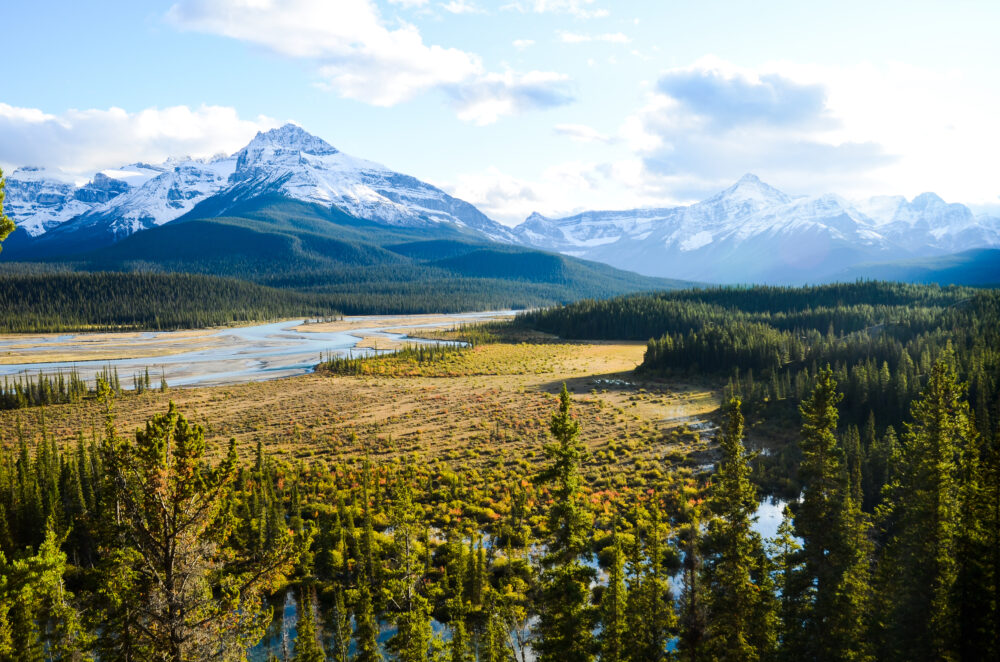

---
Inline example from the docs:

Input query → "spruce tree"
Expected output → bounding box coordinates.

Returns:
[533,384,595,662]
[624,503,675,662]
[703,398,776,662]
[294,587,326,662]
[792,367,871,662]
[677,510,707,662]
[101,400,297,660]
[876,359,977,661]
[327,585,352,662]
[598,531,627,662]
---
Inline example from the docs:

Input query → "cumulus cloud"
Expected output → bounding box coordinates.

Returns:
[553,123,613,143]
[168,0,572,122]
[622,59,894,199]
[444,159,668,225]
[656,66,829,129]
[441,0,483,14]
[445,71,574,126]
[558,31,629,44]
[512,38,535,50]
[502,0,608,18]
[0,102,277,178]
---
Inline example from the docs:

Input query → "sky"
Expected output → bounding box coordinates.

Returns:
[1,0,998,225]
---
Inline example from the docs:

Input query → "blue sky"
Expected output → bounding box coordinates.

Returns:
[2,0,998,223]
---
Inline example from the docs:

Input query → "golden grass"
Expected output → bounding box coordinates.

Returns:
[0,341,721,477]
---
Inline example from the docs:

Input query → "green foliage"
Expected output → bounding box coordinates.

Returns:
[101,398,298,660]
[0,271,343,332]
[875,359,978,661]
[0,168,13,253]
[703,399,776,662]
[788,369,872,662]
[534,385,596,662]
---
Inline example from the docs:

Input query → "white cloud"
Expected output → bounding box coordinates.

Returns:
[441,0,482,14]
[618,58,893,200]
[512,38,535,50]
[553,123,613,143]
[443,158,668,225]
[616,56,1000,204]
[168,0,573,122]
[446,71,574,126]
[169,0,480,107]
[388,0,429,6]
[558,31,629,44]
[503,0,608,18]
[0,103,277,179]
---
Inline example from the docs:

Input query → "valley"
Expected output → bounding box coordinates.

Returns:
[0,338,719,475]
[0,311,512,386]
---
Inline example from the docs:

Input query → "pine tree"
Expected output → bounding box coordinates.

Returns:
[533,384,596,662]
[599,531,628,662]
[791,367,871,662]
[703,398,776,662]
[876,359,977,661]
[101,399,297,660]
[677,511,707,662]
[294,587,326,662]
[624,503,675,662]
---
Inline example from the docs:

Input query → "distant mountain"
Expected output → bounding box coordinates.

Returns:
[3,124,514,258]
[836,248,1000,286]
[0,125,690,312]
[512,174,1000,284]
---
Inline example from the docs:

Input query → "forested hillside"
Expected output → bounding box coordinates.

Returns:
[1,197,689,320]
[0,272,343,332]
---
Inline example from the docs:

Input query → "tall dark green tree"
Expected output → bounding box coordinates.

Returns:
[876,359,977,661]
[293,587,326,662]
[533,384,595,662]
[703,398,776,662]
[598,531,627,662]
[102,398,296,661]
[791,367,871,662]
[624,504,675,662]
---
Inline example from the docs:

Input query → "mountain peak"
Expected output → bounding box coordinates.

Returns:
[245,123,339,156]
[706,173,791,209]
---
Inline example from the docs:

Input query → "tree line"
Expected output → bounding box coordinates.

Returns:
[0,272,345,333]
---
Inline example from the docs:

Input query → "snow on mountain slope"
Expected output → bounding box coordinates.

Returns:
[5,124,515,248]
[222,124,514,241]
[4,168,99,237]
[513,174,1000,284]
[80,157,237,237]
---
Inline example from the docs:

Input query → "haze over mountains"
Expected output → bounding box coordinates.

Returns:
[4,124,998,285]
[513,174,1000,283]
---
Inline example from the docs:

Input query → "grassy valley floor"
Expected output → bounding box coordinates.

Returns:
[1,340,720,483]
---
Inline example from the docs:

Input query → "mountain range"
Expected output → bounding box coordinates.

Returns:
[3,123,998,287]
[512,174,1000,283]
[0,125,683,312]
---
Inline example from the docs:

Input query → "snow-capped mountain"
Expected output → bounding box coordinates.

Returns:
[218,124,514,241]
[4,167,102,237]
[5,158,236,242]
[512,174,1000,284]
[4,124,513,252]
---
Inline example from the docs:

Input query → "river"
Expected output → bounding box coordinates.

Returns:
[0,311,511,388]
